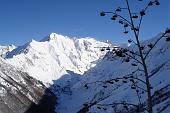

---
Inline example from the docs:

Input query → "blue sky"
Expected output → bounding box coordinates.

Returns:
[0,0,169,45]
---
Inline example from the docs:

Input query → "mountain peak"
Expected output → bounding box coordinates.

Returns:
[40,32,68,42]
[5,33,110,83]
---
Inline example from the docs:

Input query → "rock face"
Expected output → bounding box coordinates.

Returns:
[0,57,56,113]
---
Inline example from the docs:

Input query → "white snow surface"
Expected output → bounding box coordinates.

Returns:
[0,45,16,57]
[54,32,170,113]
[3,32,170,113]
[5,33,111,84]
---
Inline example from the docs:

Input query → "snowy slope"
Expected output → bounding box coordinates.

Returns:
[5,33,111,84]
[55,33,170,113]
[0,57,56,113]
[0,45,16,57]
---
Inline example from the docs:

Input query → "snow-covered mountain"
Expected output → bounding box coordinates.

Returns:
[0,45,16,58]
[0,32,170,113]
[55,32,170,113]
[5,33,111,84]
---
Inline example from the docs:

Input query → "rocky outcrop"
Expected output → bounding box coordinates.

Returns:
[0,58,56,113]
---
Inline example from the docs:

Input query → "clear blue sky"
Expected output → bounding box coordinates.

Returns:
[0,0,169,45]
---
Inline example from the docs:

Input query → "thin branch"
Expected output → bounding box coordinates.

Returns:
[131,39,138,45]
[137,15,143,36]
[144,32,167,60]
[132,77,147,85]
[103,11,132,26]
[124,52,142,65]
[135,85,147,92]
[85,71,147,86]
[135,85,142,104]
[96,102,138,107]
[137,0,154,36]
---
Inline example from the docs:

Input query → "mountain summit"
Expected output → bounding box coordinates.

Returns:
[5,33,110,84]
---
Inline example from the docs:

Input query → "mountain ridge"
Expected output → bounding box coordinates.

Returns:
[0,32,170,113]
[4,33,111,84]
